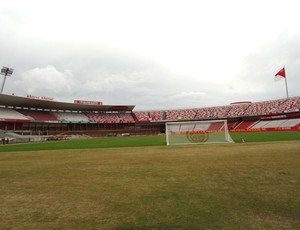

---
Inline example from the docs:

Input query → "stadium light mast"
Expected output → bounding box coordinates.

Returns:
[0,66,14,94]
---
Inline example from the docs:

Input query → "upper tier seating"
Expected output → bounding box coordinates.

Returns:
[212,106,232,118]
[148,111,165,121]
[165,109,197,120]
[194,107,215,119]
[227,104,251,117]
[85,112,134,123]
[134,97,300,122]
[241,97,300,117]
[85,112,120,123]
[134,111,150,121]
[117,113,135,123]
[243,99,286,116]
[279,97,300,113]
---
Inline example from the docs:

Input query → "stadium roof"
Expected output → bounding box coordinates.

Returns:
[0,94,135,112]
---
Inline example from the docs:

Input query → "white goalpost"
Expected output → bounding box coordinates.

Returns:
[165,120,234,145]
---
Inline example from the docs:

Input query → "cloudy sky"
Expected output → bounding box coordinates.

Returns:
[0,0,299,110]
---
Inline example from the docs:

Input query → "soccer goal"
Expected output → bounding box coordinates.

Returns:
[165,120,234,145]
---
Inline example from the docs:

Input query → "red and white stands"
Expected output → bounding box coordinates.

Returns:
[0,108,30,122]
[134,97,300,122]
[84,112,135,124]
[19,110,59,122]
[134,111,150,122]
[1,93,300,134]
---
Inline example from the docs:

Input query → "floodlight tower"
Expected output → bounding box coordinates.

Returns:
[0,66,14,94]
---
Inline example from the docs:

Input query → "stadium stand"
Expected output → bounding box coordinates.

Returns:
[194,107,214,119]
[250,118,300,130]
[165,109,197,121]
[243,98,291,116]
[134,111,150,122]
[226,104,251,118]
[233,120,258,130]
[53,112,90,123]
[117,113,135,123]
[0,108,30,122]
[279,118,300,128]
[84,112,134,123]
[1,93,300,138]
[212,105,232,118]
[208,121,224,131]
[134,97,300,121]
[227,121,238,130]
[19,110,59,122]
[85,112,121,123]
[148,111,165,121]
[250,120,271,129]
[279,97,300,113]
[194,106,231,119]
[261,119,288,128]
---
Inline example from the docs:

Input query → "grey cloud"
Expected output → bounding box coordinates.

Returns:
[1,11,300,111]
[230,31,300,102]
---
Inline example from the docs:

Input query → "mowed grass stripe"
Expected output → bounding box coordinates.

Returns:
[0,135,165,152]
[1,131,300,152]
[1,142,300,229]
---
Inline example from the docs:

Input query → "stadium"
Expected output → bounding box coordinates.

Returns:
[1,79,300,229]
[0,91,300,143]
[1,66,300,228]
[2,1,300,228]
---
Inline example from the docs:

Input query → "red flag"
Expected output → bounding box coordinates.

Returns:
[275,67,286,81]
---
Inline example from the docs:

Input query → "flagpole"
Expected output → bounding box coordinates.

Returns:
[284,75,289,98]
[284,66,289,98]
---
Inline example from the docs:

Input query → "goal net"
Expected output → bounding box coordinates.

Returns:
[165,120,234,145]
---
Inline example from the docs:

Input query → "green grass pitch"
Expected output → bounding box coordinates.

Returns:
[1,131,300,152]
[0,131,300,229]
